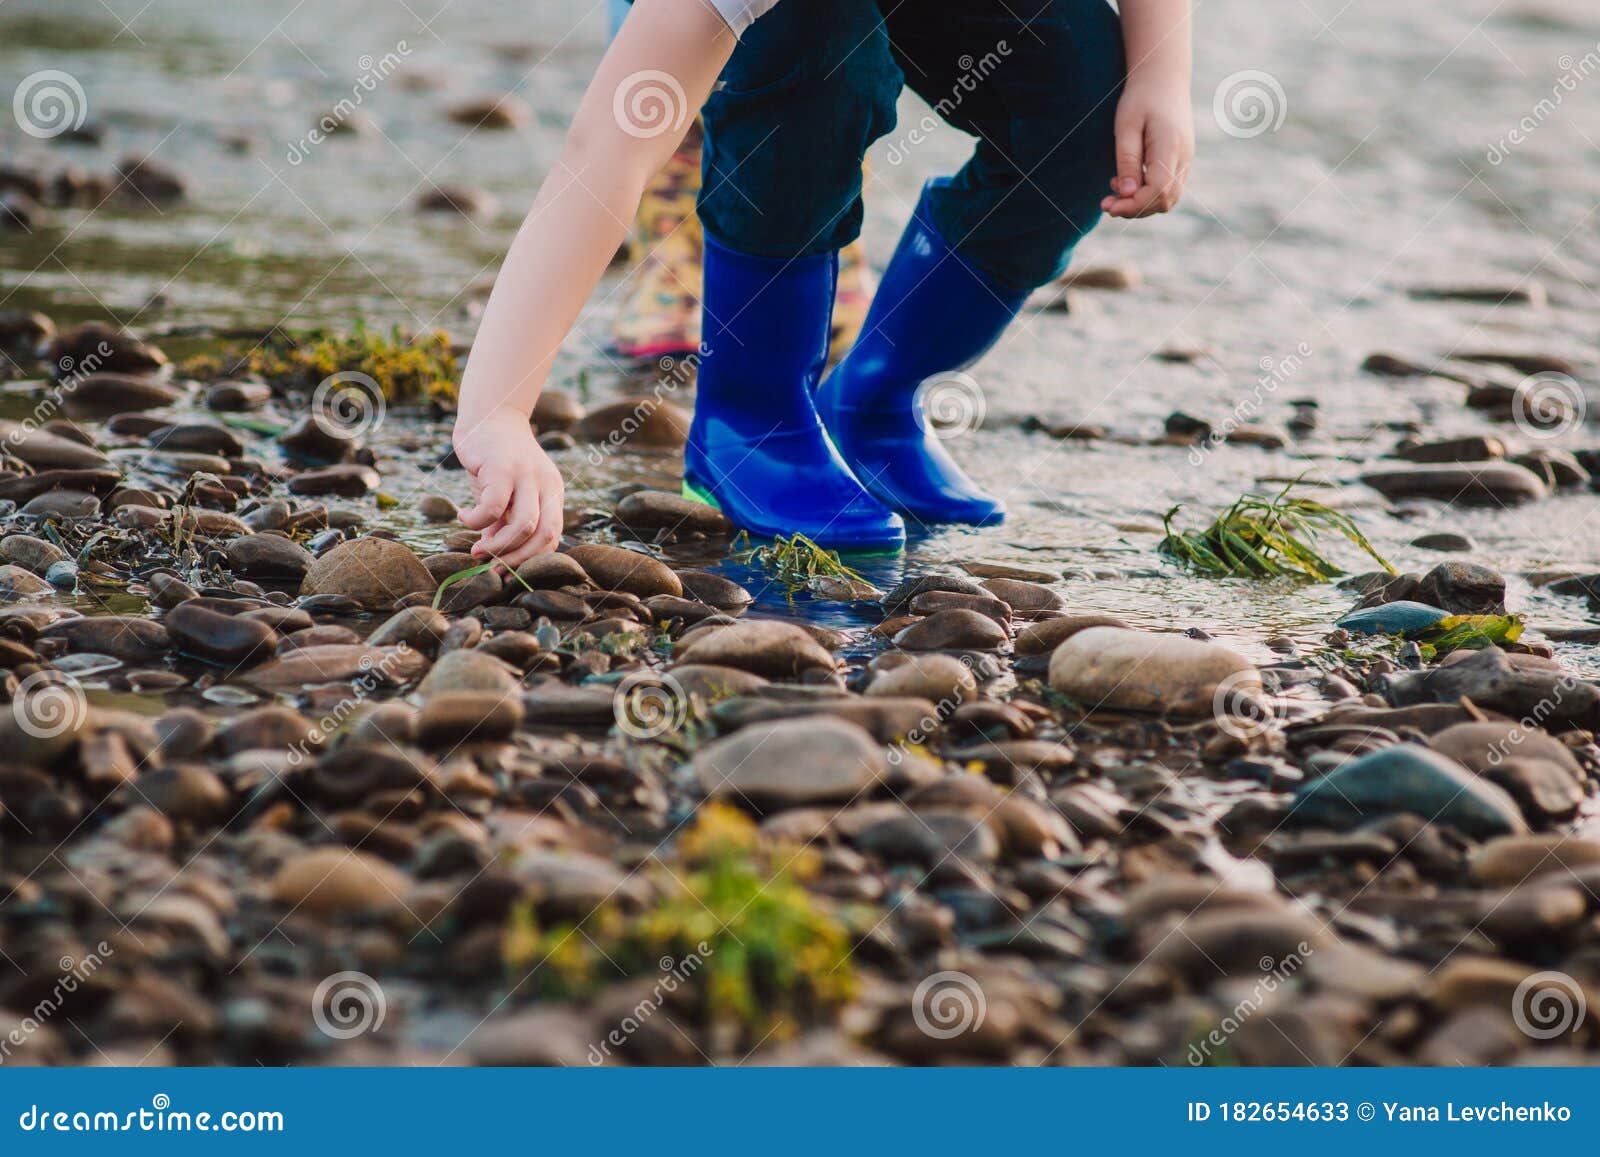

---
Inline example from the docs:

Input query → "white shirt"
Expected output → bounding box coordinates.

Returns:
[707,0,781,37]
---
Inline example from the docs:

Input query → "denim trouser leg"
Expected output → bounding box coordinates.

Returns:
[699,0,1125,291]
[606,0,630,38]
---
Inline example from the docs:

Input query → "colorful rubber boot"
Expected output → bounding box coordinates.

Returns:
[611,123,703,361]
[816,180,1025,527]
[683,236,905,552]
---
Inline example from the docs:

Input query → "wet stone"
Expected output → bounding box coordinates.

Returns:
[694,717,887,808]
[164,602,278,667]
[225,534,315,580]
[894,609,1009,651]
[299,537,434,609]
[1291,744,1527,838]
[565,543,682,598]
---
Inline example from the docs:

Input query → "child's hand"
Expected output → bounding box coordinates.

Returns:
[452,413,565,567]
[1102,73,1194,219]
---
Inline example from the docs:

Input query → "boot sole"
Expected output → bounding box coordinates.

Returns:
[680,479,903,557]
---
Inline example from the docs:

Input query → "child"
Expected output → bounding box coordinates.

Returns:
[455,0,1193,564]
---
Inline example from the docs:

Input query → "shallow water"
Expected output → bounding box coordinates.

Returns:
[3,0,1598,663]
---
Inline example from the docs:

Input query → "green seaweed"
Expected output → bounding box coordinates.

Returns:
[734,531,870,600]
[1160,483,1394,580]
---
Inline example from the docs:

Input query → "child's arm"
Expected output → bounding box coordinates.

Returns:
[453,0,736,566]
[1102,0,1194,219]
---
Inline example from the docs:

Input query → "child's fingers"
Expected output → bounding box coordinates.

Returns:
[1101,183,1162,218]
[1112,118,1145,199]
[477,472,543,559]
[458,466,513,529]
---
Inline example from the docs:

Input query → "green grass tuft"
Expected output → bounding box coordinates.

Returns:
[1159,482,1394,580]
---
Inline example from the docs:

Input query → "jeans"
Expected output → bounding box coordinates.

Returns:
[698,0,1125,291]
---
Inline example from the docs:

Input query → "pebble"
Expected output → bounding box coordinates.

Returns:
[565,543,682,598]
[1468,835,1600,886]
[675,620,835,678]
[418,495,457,522]
[164,602,278,667]
[1014,614,1131,655]
[60,373,184,418]
[1334,600,1450,637]
[894,609,1009,651]
[1048,627,1258,716]
[615,489,733,535]
[1291,744,1527,837]
[1359,462,1548,506]
[416,691,524,747]
[865,654,977,704]
[270,847,411,920]
[1411,531,1474,553]
[41,615,169,662]
[299,537,435,609]
[693,717,887,807]
[289,464,381,497]
[1415,561,1505,615]
[225,534,315,580]
[242,644,426,690]
[415,648,521,699]
[569,398,691,449]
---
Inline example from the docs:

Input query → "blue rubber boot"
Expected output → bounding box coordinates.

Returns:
[816,180,1028,527]
[683,236,905,553]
